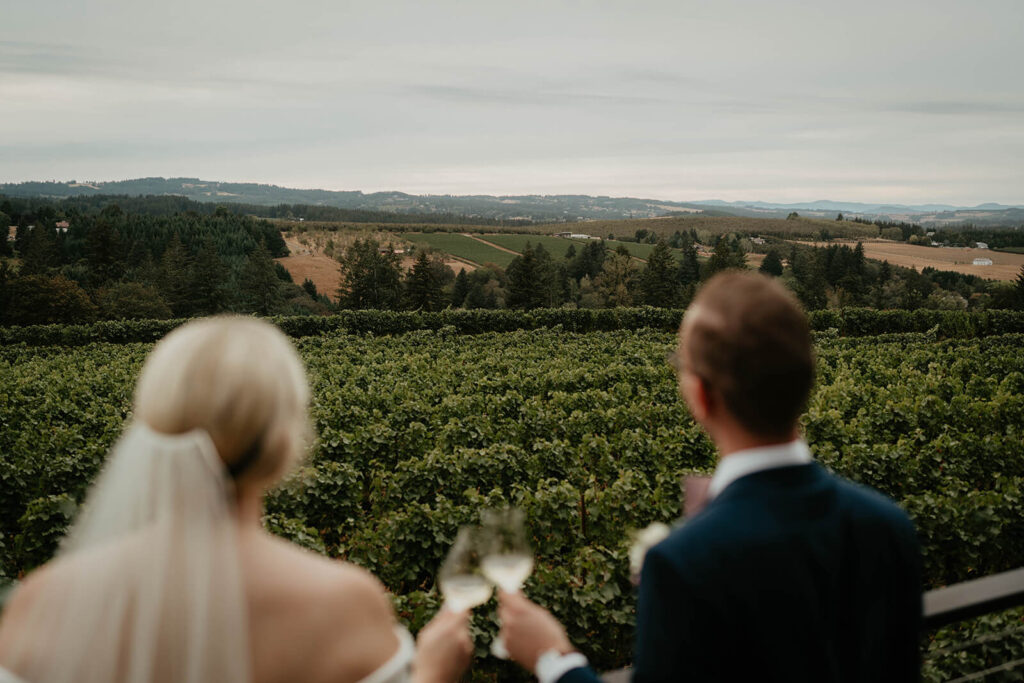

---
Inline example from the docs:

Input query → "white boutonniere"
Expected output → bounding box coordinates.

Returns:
[628,522,671,584]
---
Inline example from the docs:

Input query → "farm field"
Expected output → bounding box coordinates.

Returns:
[556,214,880,240]
[795,239,1024,281]
[400,232,516,268]
[276,236,343,297]
[473,233,580,258]
[2,325,1021,680]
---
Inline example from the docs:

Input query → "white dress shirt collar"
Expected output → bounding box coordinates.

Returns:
[707,439,813,500]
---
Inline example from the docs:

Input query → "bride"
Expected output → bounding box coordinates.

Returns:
[0,317,471,683]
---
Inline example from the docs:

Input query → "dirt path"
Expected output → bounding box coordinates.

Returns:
[462,233,521,255]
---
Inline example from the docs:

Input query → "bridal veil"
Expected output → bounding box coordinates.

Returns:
[2,316,310,683]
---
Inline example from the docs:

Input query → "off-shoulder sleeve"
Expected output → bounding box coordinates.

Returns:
[356,626,416,683]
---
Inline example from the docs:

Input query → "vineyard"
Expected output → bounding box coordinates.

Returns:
[1,322,1022,680]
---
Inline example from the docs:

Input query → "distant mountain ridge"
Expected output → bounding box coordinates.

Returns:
[0,177,711,222]
[695,198,1024,213]
[2,177,1022,227]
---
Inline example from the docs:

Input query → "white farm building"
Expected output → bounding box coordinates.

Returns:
[973,257,993,266]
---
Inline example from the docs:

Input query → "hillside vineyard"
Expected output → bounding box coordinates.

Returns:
[1,327,1022,681]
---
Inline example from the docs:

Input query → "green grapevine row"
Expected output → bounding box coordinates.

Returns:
[1,330,1021,679]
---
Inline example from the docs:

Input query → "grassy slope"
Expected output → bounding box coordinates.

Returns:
[400,233,517,268]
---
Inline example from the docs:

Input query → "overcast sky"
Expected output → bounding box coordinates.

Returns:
[2,0,1023,205]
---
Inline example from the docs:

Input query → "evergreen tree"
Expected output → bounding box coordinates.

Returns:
[240,240,283,315]
[191,236,229,314]
[336,238,403,309]
[464,282,487,309]
[159,233,194,316]
[85,217,125,287]
[790,249,828,310]
[506,244,560,309]
[595,250,638,307]
[405,250,448,311]
[98,282,172,320]
[568,241,606,282]
[451,269,470,307]
[18,224,61,276]
[302,278,318,299]
[1015,265,1024,310]
[0,212,11,257]
[640,240,679,306]
[677,242,700,287]
[759,249,784,277]
[703,238,744,279]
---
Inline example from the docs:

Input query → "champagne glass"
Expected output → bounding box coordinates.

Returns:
[479,507,534,658]
[439,526,494,613]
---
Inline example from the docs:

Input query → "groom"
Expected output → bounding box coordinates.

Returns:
[498,271,922,683]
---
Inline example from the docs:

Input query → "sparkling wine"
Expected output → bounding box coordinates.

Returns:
[440,574,493,612]
[481,554,534,592]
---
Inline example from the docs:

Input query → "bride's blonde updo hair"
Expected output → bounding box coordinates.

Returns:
[133,316,311,486]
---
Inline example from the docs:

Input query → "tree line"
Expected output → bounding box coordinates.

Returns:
[335,233,1024,313]
[3,197,1022,327]
[0,199,325,326]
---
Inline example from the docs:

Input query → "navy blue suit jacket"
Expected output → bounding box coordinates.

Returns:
[560,463,922,683]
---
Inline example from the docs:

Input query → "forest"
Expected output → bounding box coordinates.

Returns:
[2,195,1023,327]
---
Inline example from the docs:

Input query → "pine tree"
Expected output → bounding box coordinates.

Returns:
[790,249,828,310]
[703,239,735,279]
[405,250,448,311]
[191,236,229,314]
[506,244,561,309]
[1015,265,1024,310]
[507,244,542,309]
[159,233,194,316]
[595,250,638,307]
[336,239,403,309]
[452,269,470,307]
[18,224,61,276]
[640,240,679,306]
[678,242,700,287]
[759,249,784,277]
[240,240,283,315]
[85,218,124,287]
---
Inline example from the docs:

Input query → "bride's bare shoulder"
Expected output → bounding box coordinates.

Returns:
[247,530,394,620]
[244,531,402,682]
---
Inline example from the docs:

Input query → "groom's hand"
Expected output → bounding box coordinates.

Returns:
[497,591,574,672]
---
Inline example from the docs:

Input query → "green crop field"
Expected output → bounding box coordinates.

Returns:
[399,232,517,268]
[2,319,1022,681]
[473,233,579,258]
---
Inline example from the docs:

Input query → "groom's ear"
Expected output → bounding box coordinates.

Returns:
[680,369,713,427]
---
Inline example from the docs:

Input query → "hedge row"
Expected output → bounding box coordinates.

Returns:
[3,308,1024,346]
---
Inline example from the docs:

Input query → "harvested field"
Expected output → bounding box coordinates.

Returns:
[276,235,479,301]
[275,254,342,300]
[794,239,1024,281]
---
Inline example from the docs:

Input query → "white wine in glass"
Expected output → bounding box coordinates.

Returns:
[479,508,534,658]
[439,527,493,613]
[480,553,533,593]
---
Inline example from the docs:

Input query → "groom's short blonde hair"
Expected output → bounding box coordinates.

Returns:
[677,272,814,439]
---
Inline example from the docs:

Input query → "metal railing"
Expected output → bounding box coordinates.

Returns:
[604,567,1024,683]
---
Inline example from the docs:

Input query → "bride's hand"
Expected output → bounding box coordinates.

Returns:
[412,608,473,683]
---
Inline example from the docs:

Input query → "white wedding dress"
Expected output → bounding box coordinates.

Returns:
[0,424,414,683]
